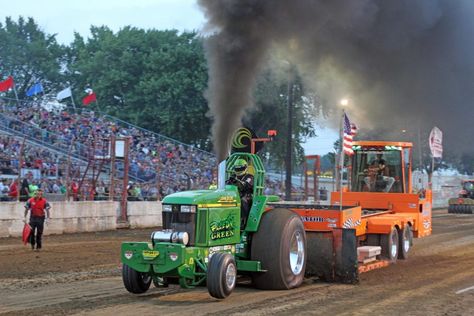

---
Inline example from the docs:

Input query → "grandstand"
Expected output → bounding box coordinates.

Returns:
[0,97,217,201]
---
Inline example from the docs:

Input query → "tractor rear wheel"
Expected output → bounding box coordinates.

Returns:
[398,225,413,260]
[251,208,306,290]
[380,227,399,263]
[207,252,237,299]
[122,264,152,294]
[464,205,474,214]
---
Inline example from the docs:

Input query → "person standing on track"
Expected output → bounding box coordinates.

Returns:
[24,189,51,251]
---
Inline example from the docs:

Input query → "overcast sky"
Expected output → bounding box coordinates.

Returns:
[0,0,205,44]
[1,0,337,155]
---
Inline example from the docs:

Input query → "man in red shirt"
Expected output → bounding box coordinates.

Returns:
[24,189,51,251]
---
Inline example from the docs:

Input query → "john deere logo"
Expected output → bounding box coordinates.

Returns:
[210,214,236,240]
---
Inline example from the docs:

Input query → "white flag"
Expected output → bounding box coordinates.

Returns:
[56,87,72,100]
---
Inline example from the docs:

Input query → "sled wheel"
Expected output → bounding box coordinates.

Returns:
[398,225,413,260]
[381,227,399,263]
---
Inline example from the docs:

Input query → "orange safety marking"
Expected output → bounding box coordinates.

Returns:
[358,260,390,273]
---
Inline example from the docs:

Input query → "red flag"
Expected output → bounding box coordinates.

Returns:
[22,223,32,245]
[82,92,97,105]
[0,76,14,92]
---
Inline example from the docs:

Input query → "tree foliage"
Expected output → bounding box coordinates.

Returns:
[245,66,318,170]
[66,26,210,149]
[0,16,64,97]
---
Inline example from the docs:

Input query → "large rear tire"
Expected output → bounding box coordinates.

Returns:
[122,264,152,294]
[251,208,306,290]
[398,225,413,260]
[380,227,399,263]
[448,205,455,213]
[207,252,237,299]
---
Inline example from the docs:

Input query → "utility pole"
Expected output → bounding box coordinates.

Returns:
[417,124,423,172]
[285,68,294,201]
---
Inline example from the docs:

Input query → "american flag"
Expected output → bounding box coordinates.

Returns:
[343,113,357,155]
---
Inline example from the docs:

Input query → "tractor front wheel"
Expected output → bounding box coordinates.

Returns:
[122,264,152,294]
[207,252,237,299]
[251,208,306,290]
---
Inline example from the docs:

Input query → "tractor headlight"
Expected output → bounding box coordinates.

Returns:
[180,205,196,213]
[163,204,172,212]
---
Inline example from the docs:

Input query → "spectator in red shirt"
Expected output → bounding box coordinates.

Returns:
[71,181,79,201]
[8,180,18,201]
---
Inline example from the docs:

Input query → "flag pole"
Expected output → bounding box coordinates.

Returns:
[70,91,77,112]
[12,84,21,108]
[339,110,345,210]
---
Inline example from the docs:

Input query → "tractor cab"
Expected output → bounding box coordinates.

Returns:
[350,141,413,194]
[460,180,474,198]
[225,152,265,197]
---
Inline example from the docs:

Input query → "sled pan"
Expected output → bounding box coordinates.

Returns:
[22,223,32,245]
[305,228,359,284]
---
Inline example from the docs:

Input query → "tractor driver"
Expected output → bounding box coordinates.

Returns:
[364,154,395,192]
[226,158,253,228]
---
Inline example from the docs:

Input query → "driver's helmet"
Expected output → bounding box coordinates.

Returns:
[233,159,248,176]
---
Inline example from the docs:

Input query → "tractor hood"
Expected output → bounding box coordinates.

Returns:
[162,185,240,207]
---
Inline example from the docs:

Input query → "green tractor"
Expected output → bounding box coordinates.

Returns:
[121,152,306,299]
[448,180,474,214]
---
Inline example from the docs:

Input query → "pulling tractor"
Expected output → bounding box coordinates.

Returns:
[448,180,474,214]
[121,152,305,298]
[121,141,432,298]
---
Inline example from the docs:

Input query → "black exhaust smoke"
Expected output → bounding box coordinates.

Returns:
[199,0,474,159]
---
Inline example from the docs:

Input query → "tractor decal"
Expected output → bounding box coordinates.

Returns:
[343,218,361,228]
[423,220,431,230]
[142,250,159,260]
[301,216,324,222]
[210,214,236,240]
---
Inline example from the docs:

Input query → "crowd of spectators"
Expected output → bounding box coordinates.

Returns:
[0,100,217,197]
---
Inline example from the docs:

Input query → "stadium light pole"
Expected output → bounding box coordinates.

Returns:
[338,98,349,210]
[336,98,349,192]
[285,63,294,201]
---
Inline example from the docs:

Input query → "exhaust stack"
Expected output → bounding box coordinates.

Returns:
[218,160,226,190]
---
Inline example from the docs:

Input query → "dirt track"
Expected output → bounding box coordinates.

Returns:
[1,209,473,315]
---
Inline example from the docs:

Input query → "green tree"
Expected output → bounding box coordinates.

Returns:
[244,65,319,171]
[66,26,210,149]
[0,16,65,98]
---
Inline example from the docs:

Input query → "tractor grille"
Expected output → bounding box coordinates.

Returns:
[162,204,196,245]
[195,208,208,246]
